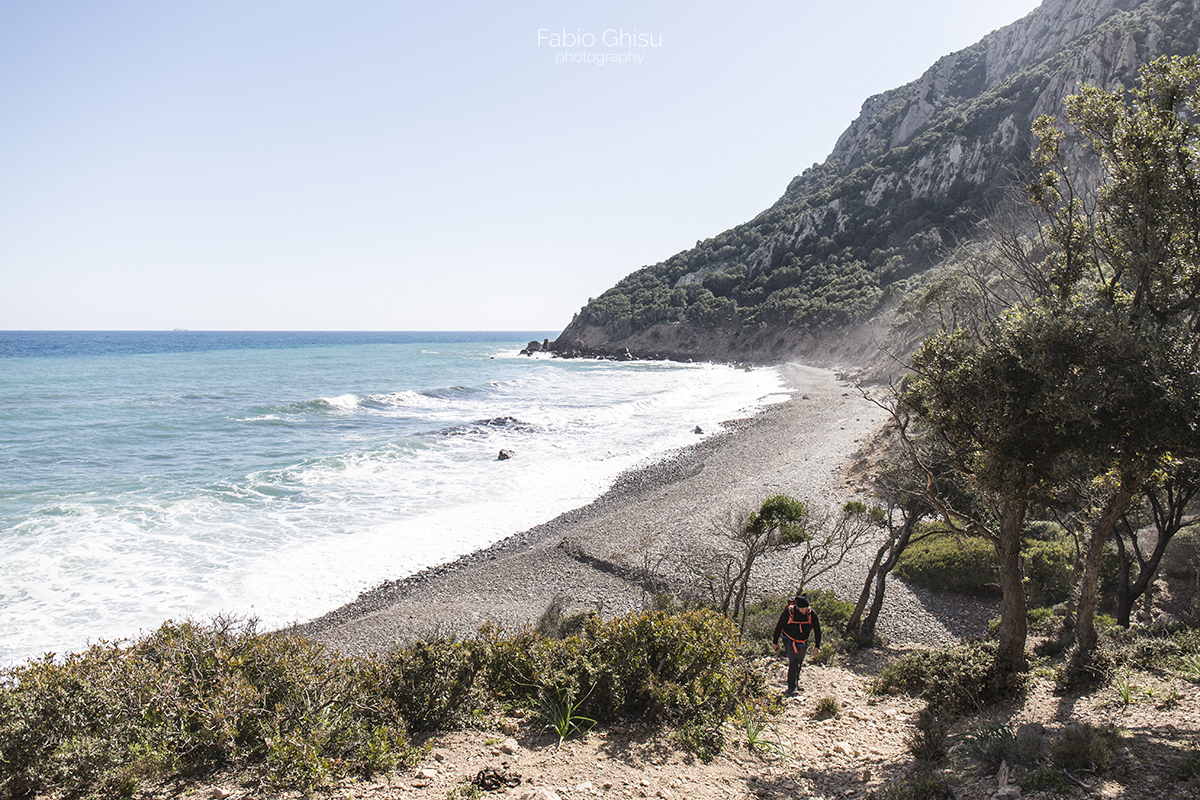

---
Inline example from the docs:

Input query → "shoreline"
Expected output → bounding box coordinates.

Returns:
[291,363,993,657]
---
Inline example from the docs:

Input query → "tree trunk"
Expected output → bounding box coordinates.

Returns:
[859,514,919,644]
[1114,528,1135,628]
[1115,528,1173,627]
[860,561,890,643]
[845,543,888,639]
[994,498,1030,676]
[1076,479,1137,662]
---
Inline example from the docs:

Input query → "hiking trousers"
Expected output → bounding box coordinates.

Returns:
[784,637,808,693]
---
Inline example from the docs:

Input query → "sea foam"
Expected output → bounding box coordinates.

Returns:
[0,333,786,665]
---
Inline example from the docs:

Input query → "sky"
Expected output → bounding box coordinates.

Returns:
[1,1,1045,332]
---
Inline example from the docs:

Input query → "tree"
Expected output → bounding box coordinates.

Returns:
[844,424,947,646]
[1113,459,1200,627]
[1027,55,1200,666]
[685,495,877,633]
[695,494,812,631]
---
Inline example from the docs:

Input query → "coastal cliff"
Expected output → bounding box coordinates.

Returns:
[550,0,1200,368]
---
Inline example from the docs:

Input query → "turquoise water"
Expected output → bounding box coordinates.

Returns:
[0,332,787,664]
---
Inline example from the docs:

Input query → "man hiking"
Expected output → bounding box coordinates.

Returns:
[772,591,821,696]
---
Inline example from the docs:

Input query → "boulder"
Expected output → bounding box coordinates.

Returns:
[498,449,516,461]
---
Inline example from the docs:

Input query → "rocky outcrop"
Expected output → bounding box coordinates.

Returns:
[553,0,1200,367]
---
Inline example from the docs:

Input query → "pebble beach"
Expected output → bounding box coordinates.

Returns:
[292,363,996,656]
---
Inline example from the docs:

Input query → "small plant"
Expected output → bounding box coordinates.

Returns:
[673,713,724,763]
[1025,763,1070,793]
[536,684,596,745]
[872,639,1024,715]
[1113,669,1141,706]
[1180,653,1200,683]
[1173,746,1200,782]
[729,701,784,756]
[955,718,1042,771]
[905,705,949,762]
[1051,722,1120,775]
[870,769,954,800]
[813,696,841,720]
[447,778,484,800]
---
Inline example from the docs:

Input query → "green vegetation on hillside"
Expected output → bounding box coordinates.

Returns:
[558,0,1200,355]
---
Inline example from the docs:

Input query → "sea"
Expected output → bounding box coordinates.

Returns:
[0,331,788,666]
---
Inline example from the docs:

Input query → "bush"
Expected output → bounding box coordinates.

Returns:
[904,706,949,762]
[871,771,956,800]
[0,607,767,798]
[377,637,489,732]
[896,534,997,594]
[896,527,1084,604]
[813,696,841,720]
[872,640,1025,715]
[1050,722,1120,774]
[0,618,416,799]
[1023,539,1075,606]
[1103,626,1200,675]
[956,719,1043,772]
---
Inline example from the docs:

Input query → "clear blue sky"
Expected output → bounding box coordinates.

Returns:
[1,0,1043,332]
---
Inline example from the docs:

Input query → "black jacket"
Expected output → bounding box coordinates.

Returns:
[772,597,821,649]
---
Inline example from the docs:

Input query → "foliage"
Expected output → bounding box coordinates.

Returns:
[1108,626,1200,673]
[872,640,1026,715]
[535,684,596,745]
[813,696,841,720]
[957,718,1044,773]
[727,698,785,757]
[1049,722,1120,775]
[534,596,595,640]
[904,706,949,762]
[894,526,1076,604]
[0,618,416,799]
[739,589,853,647]
[1022,538,1076,607]
[378,637,488,733]
[486,606,764,742]
[688,497,874,631]
[895,532,997,594]
[0,605,765,799]
[693,495,812,625]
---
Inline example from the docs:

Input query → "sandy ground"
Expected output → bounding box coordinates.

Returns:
[291,363,991,659]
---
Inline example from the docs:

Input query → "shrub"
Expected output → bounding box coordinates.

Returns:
[1024,520,1066,541]
[896,533,997,594]
[1023,539,1075,606]
[813,696,841,720]
[0,607,767,797]
[807,588,855,636]
[377,637,489,732]
[904,706,949,762]
[956,719,1043,772]
[487,606,764,740]
[872,640,1025,715]
[896,528,1085,604]
[0,618,416,799]
[1050,722,1120,774]
[740,588,853,645]
[871,771,956,800]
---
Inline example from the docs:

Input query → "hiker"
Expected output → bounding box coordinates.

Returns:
[772,591,821,696]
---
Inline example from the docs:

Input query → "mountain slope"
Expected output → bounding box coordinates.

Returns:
[549,0,1200,367]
